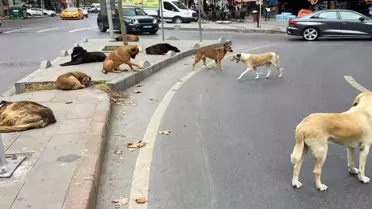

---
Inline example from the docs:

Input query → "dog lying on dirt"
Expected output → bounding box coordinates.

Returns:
[56,71,91,90]
[291,91,372,191]
[145,43,180,55]
[102,45,142,74]
[192,43,233,71]
[230,52,283,80]
[0,100,56,133]
[60,46,107,67]
[115,34,139,42]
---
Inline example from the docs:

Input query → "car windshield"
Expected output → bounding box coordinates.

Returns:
[122,7,146,16]
[172,1,188,9]
[66,8,78,12]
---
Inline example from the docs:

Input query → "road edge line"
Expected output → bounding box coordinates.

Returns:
[344,75,369,92]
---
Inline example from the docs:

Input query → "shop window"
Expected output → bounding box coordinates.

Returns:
[339,11,362,20]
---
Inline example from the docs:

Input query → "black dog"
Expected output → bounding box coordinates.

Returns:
[145,43,181,55]
[60,46,107,67]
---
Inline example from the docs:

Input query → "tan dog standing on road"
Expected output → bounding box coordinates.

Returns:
[56,71,91,90]
[0,100,56,133]
[291,91,372,191]
[192,43,233,71]
[115,34,139,42]
[102,45,142,74]
[230,52,283,80]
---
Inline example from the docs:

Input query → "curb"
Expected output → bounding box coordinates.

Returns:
[62,99,112,209]
[161,26,285,34]
[108,40,232,91]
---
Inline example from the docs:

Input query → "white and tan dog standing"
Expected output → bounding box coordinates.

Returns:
[291,91,372,191]
[230,52,283,80]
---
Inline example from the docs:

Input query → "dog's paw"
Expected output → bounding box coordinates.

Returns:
[317,184,328,191]
[348,167,359,175]
[358,175,370,183]
[292,180,303,189]
[265,76,269,79]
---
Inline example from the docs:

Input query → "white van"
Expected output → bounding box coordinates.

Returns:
[144,0,197,23]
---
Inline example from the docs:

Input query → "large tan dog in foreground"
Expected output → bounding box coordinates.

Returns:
[230,52,283,80]
[56,71,91,90]
[0,100,56,133]
[102,45,142,74]
[192,43,233,71]
[291,91,372,191]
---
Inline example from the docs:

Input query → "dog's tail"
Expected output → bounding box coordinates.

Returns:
[290,128,308,165]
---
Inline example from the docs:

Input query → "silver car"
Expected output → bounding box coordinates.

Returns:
[286,9,372,41]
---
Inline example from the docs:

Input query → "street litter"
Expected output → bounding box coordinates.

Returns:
[135,197,148,204]
[159,130,170,135]
[127,140,146,148]
[112,197,129,207]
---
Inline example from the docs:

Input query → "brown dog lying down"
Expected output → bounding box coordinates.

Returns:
[115,34,139,42]
[0,100,56,133]
[102,45,142,74]
[192,43,233,71]
[56,71,91,90]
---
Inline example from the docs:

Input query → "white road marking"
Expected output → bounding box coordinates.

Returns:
[344,76,369,92]
[36,27,63,33]
[68,27,96,33]
[127,43,277,209]
[4,28,31,34]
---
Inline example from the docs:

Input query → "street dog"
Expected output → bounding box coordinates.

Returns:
[115,34,139,42]
[0,100,56,133]
[145,43,180,55]
[60,46,107,66]
[56,71,91,90]
[230,52,283,80]
[192,43,233,71]
[102,45,142,74]
[290,91,372,191]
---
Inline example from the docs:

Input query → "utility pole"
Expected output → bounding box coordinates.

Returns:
[160,0,164,41]
[105,0,114,40]
[197,0,202,42]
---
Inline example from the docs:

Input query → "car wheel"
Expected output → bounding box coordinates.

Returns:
[27,13,31,16]
[302,27,319,41]
[173,16,182,24]
[98,22,107,32]
[150,31,157,35]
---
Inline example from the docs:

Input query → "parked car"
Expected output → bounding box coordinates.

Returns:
[97,6,159,34]
[90,3,100,13]
[60,7,85,20]
[80,7,89,18]
[42,9,56,16]
[286,9,372,41]
[143,0,197,23]
[27,8,43,16]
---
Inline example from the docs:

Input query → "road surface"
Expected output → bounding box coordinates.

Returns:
[96,34,372,209]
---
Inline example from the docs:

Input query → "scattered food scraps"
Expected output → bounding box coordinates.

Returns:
[159,130,170,135]
[127,148,135,152]
[112,197,129,207]
[135,197,148,204]
[134,90,142,94]
[127,140,146,148]
[65,101,73,104]
[136,84,143,87]
[122,112,129,115]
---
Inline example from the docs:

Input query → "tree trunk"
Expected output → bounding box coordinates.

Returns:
[117,0,128,45]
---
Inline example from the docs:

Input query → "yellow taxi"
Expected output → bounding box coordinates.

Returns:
[61,7,84,20]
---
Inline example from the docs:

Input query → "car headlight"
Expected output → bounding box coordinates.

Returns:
[153,19,157,24]
[133,19,139,24]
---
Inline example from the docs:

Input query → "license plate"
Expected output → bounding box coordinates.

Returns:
[143,26,152,28]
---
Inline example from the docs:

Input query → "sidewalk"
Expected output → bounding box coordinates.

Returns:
[161,19,288,33]
[0,37,230,209]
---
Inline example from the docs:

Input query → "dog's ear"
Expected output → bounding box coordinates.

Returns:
[88,76,92,82]
[131,47,138,53]
[223,43,227,47]
[352,96,360,107]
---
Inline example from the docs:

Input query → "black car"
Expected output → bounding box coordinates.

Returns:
[286,9,372,41]
[97,6,158,34]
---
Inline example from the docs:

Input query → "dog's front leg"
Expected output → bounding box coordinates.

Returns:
[237,68,252,80]
[129,62,143,70]
[265,64,272,79]
[254,67,260,80]
[358,145,371,183]
[347,148,359,175]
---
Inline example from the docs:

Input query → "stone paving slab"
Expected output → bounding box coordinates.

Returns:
[0,88,111,209]
[14,38,228,93]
